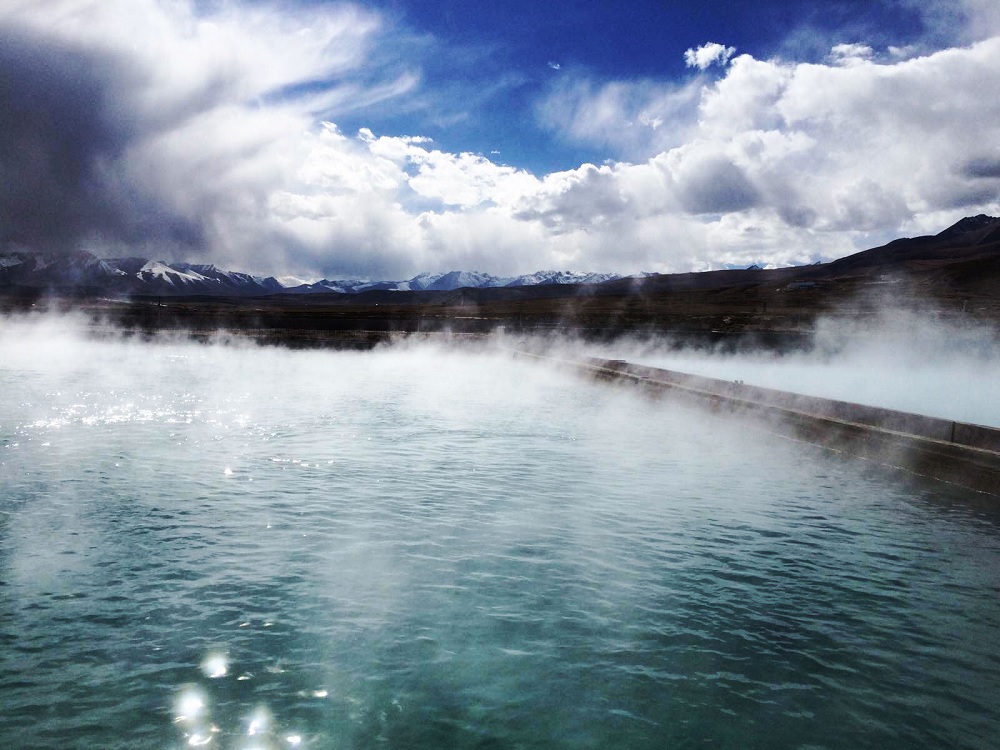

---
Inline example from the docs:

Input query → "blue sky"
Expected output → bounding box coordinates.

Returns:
[1,0,999,280]
[322,0,934,171]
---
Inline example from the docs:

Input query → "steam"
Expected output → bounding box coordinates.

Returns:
[546,307,1000,428]
[5,295,999,431]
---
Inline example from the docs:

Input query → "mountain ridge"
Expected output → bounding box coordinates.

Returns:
[0,247,630,298]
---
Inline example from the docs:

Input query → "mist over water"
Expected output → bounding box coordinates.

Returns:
[589,310,1000,427]
[2,318,1000,749]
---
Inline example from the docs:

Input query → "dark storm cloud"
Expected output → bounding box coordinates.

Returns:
[964,157,1000,179]
[777,204,818,228]
[0,26,203,253]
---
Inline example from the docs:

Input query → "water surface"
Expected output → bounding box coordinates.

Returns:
[1,329,999,749]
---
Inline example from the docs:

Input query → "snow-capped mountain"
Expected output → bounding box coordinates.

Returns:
[507,270,622,287]
[283,269,624,294]
[0,246,629,297]
[0,248,284,297]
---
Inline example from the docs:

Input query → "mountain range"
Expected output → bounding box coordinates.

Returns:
[2,214,999,300]
[288,269,626,295]
[0,248,625,298]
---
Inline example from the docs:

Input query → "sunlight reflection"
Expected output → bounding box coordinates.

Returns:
[247,706,271,736]
[174,688,208,722]
[172,655,305,749]
[201,653,228,679]
[174,685,222,747]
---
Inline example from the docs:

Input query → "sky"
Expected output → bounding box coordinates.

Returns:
[2,0,1000,281]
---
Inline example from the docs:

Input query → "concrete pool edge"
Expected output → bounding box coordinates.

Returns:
[513,351,1000,498]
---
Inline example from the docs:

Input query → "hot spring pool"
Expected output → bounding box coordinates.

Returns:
[1,326,998,749]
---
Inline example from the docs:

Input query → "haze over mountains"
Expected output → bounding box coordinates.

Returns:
[1,215,998,301]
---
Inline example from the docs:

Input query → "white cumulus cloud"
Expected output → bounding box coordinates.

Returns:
[684,42,737,70]
[526,36,1000,269]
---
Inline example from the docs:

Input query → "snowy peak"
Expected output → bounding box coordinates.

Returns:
[506,270,620,287]
[138,260,201,284]
[129,259,282,293]
[0,248,284,297]
[424,271,503,290]
[283,269,625,294]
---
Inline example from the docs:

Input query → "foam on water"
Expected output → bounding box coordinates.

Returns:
[1,328,999,749]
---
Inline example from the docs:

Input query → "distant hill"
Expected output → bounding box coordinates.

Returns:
[789,214,1000,297]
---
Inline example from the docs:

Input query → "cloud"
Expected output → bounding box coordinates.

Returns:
[535,75,702,158]
[512,163,628,233]
[829,42,875,64]
[671,152,761,215]
[962,0,1000,37]
[964,157,1000,179]
[0,25,156,251]
[909,0,1000,44]
[684,42,736,70]
[527,36,1000,267]
[0,0,409,270]
[3,0,1000,280]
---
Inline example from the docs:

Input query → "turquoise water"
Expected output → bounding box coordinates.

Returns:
[1,329,999,749]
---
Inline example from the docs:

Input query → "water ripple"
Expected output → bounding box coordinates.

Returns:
[1,342,999,749]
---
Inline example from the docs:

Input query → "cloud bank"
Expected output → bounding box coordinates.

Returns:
[1,0,999,279]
